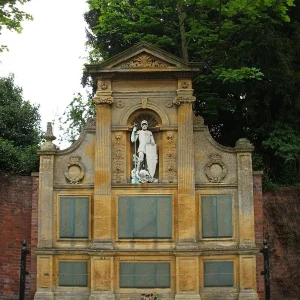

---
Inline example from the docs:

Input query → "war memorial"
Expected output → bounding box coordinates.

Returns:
[34,43,259,300]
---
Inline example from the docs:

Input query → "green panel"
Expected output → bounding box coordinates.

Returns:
[204,261,233,287]
[118,196,172,239]
[219,261,234,286]
[118,197,134,238]
[134,197,157,238]
[202,196,217,237]
[59,261,88,287]
[120,262,135,288]
[60,197,74,237]
[217,196,232,237]
[155,262,171,288]
[135,263,156,288]
[74,197,88,238]
[119,262,171,288]
[60,197,88,238]
[156,196,172,238]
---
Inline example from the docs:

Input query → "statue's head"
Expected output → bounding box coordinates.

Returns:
[141,120,148,129]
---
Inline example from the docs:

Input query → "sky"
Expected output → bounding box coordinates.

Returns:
[0,0,89,148]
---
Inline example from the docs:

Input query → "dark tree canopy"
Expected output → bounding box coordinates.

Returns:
[0,75,41,173]
[62,0,300,186]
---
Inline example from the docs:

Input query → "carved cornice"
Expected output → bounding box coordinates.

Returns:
[93,96,114,105]
[93,72,196,80]
[173,96,196,105]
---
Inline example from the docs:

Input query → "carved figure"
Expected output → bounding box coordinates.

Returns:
[131,120,158,183]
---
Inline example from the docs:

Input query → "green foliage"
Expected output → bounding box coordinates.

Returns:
[263,123,300,163]
[0,75,41,173]
[0,0,33,51]
[76,0,300,184]
[59,93,95,144]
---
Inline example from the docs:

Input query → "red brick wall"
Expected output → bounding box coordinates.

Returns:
[0,174,38,300]
[253,173,265,300]
[263,187,300,300]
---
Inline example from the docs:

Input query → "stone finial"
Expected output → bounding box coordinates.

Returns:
[235,138,254,151]
[193,115,204,126]
[40,122,57,151]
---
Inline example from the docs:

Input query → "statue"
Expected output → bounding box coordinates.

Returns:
[131,120,158,183]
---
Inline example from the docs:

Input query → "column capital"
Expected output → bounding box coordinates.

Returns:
[93,95,114,105]
[173,95,196,105]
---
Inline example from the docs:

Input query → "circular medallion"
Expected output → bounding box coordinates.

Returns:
[65,156,85,184]
[205,154,227,183]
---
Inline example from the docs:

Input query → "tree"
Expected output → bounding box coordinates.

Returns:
[70,0,299,185]
[0,0,33,51]
[0,75,41,173]
[58,93,95,144]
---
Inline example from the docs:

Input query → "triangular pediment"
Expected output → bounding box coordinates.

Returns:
[86,42,201,75]
[113,51,175,69]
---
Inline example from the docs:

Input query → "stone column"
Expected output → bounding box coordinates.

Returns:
[235,138,256,248]
[34,255,54,300]
[238,255,259,300]
[89,256,115,300]
[175,256,201,300]
[92,79,114,249]
[35,123,56,300]
[174,79,197,249]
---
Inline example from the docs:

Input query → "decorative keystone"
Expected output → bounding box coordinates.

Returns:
[40,122,57,151]
[235,138,254,151]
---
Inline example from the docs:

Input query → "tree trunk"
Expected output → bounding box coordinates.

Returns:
[177,5,189,62]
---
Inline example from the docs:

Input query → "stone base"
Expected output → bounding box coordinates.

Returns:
[53,291,90,300]
[89,292,115,300]
[91,241,114,250]
[200,289,238,300]
[175,294,201,300]
[34,290,54,300]
[238,290,259,300]
[176,242,198,250]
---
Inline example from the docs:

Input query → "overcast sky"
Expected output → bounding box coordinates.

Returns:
[0,0,89,148]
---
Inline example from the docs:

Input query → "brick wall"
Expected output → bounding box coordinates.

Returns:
[253,172,265,300]
[0,174,38,300]
[263,187,300,300]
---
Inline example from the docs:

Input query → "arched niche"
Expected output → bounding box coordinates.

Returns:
[120,102,169,127]
[126,109,163,183]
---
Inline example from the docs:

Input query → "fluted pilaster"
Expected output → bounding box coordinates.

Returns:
[93,79,114,249]
[175,82,197,248]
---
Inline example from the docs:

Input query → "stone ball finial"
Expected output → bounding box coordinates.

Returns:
[193,115,204,126]
[40,122,57,151]
[235,138,254,151]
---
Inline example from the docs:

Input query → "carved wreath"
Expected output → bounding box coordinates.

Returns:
[64,156,85,184]
[204,154,228,183]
